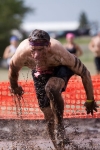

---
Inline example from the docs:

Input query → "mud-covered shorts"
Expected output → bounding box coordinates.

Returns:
[32,66,74,108]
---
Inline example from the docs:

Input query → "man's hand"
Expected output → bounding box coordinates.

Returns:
[84,100,99,115]
[9,85,24,98]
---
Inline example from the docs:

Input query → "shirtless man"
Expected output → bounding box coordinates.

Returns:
[8,29,98,150]
[89,33,100,74]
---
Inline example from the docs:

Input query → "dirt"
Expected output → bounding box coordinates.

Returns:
[0,119,100,150]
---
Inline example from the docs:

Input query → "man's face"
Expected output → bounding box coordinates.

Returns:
[29,39,50,63]
[30,45,49,62]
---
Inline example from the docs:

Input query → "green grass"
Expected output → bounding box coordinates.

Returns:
[0,68,33,82]
[59,36,91,45]
[80,49,94,62]
[75,36,91,45]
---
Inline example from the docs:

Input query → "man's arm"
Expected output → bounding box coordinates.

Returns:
[70,56,94,100]
[53,40,93,100]
[8,59,25,97]
[8,40,28,96]
[53,40,98,115]
[9,61,20,89]
[8,54,25,96]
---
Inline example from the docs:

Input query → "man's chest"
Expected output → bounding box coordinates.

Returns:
[24,55,62,68]
[46,55,62,66]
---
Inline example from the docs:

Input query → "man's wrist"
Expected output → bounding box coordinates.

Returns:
[86,100,94,103]
[9,77,18,89]
[11,85,18,89]
[10,81,18,89]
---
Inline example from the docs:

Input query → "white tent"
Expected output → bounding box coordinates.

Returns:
[21,21,79,32]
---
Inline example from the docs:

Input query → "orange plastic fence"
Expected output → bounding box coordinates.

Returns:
[0,75,100,119]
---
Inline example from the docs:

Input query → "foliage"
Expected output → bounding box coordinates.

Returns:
[79,12,89,29]
[0,0,33,57]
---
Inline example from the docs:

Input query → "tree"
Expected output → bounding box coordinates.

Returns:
[79,12,89,29]
[0,0,33,57]
[78,12,90,35]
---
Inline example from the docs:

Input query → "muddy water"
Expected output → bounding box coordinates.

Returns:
[0,119,100,150]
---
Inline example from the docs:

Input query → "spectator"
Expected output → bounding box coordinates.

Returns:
[2,36,19,68]
[63,33,83,57]
[88,32,100,74]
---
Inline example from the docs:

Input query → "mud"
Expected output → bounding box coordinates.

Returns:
[0,119,100,150]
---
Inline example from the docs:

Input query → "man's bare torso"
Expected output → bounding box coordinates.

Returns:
[11,38,75,71]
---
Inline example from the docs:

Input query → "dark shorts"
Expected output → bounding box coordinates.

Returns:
[32,66,74,108]
[94,57,100,71]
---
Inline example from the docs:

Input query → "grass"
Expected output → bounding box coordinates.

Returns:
[59,36,92,45]
[0,68,33,82]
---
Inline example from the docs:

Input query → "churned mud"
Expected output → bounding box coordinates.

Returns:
[0,119,100,150]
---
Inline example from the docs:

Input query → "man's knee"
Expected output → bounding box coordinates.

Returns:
[40,107,54,120]
[45,85,58,101]
[45,77,65,96]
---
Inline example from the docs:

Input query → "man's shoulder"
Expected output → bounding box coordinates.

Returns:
[16,39,30,53]
[11,39,30,61]
[10,39,30,67]
[50,38,60,43]
[19,39,29,47]
[50,38,62,48]
[50,38,68,56]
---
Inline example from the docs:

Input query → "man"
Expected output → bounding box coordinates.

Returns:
[88,32,100,74]
[9,29,98,150]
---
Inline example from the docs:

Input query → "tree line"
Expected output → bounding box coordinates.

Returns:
[0,0,33,57]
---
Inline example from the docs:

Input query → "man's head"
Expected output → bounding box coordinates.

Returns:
[29,29,50,46]
[29,29,51,61]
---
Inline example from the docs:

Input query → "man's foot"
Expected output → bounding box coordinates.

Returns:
[56,141,65,150]
[64,139,78,150]
[63,138,71,145]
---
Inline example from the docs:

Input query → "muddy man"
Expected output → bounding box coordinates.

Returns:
[9,29,98,150]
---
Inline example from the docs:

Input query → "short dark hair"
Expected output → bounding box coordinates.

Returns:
[29,29,50,42]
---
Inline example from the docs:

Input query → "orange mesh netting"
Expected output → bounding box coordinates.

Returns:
[0,75,100,119]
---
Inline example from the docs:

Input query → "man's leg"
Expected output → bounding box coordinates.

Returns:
[32,71,58,149]
[45,77,66,150]
[41,107,59,149]
[32,68,73,149]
